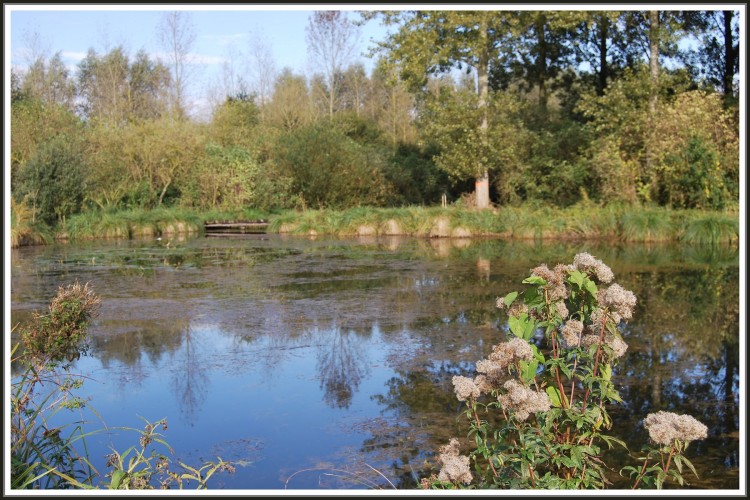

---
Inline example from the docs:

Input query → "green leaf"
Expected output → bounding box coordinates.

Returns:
[503,291,518,307]
[681,455,699,478]
[509,313,535,340]
[110,469,126,489]
[546,386,564,408]
[584,278,598,296]
[523,276,547,286]
[568,270,585,288]
[520,359,538,384]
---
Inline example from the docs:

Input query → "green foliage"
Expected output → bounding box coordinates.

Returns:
[425,254,707,490]
[679,210,739,245]
[99,417,235,490]
[383,143,452,206]
[10,197,53,248]
[272,123,392,209]
[15,135,88,225]
[422,85,527,188]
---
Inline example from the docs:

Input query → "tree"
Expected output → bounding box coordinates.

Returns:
[566,11,624,97]
[305,11,361,120]
[120,118,203,206]
[15,135,87,225]
[246,32,277,117]
[422,80,528,205]
[77,47,130,125]
[157,10,196,120]
[337,62,369,116]
[509,11,578,113]
[77,47,171,125]
[367,58,418,146]
[272,123,390,209]
[266,69,316,132]
[128,50,172,120]
[20,52,76,109]
[682,10,740,106]
[370,10,516,208]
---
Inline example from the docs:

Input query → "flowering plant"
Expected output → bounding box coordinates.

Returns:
[425,254,706,490]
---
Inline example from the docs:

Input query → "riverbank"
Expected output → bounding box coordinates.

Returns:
[10,203,740,248]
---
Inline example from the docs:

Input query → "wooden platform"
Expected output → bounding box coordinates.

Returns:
[204,219,269,235]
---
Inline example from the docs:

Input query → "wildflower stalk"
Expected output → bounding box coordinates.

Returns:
[432,253,707,490]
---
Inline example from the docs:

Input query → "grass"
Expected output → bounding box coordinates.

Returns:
[10,198,53,248]
[10,203,740,248]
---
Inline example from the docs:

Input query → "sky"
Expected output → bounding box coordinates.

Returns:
[7,4,741,117]
[6,4,400,118]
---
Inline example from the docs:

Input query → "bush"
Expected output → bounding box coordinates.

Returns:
[425,253,707,490]
[15,135,87,225]
[272,123,392,209]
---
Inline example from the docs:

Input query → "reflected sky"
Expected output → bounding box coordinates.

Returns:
[9,235,741,490]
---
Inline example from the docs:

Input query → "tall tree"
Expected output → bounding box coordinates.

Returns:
[266,69,316,131]
[157,10,196,120]
[77,47,130,125]
[569,11,627,96]
[369,10,514,208]
[684,10,740,105]
[77,47,171,125]
[305,10,361,120]
[20,52,76,109]
[246,33,277,117]
[367,58,417,146]
[511,11,578,113]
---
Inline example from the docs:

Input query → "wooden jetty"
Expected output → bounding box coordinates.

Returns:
[204,219,269,236]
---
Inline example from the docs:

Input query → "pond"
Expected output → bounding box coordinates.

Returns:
[8,234,741,491]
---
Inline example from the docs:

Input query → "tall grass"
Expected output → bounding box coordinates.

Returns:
[679,211,739,245]
[619,206,675,242]
[10,198,53,248]
[13,203,740,248]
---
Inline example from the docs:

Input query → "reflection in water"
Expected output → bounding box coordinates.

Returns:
[8,235,741,490]
[316,326,371,409]
[169,327,210,425]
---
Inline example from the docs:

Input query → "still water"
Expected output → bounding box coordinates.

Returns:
[9,234,741,490]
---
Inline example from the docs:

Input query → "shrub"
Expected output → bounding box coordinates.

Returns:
[425,253,706,490]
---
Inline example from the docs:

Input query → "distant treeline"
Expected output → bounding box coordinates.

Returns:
[10,10,740,231]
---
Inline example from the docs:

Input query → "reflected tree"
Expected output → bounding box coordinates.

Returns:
[316,326,370,409]
[169,326,209,426]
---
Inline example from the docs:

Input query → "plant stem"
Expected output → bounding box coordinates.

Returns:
[581,311,608,414]
[473,407,498,478]
[632,458,649,489]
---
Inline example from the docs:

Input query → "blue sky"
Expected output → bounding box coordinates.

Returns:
[6,4,394,117]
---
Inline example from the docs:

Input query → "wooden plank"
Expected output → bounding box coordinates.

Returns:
[204,219,268,234]
[205,223,268,228]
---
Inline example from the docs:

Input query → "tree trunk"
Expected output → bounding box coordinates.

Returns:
[476,16,491,209]
[537,15,548,110]
[476,170,490,209]
[646,10,660,198]
[597,15,609,96]
[722,10,737,99]
[158,178,172,206]
[649,11,659,115]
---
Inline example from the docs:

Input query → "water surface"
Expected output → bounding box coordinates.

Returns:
[9,235,740,490]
